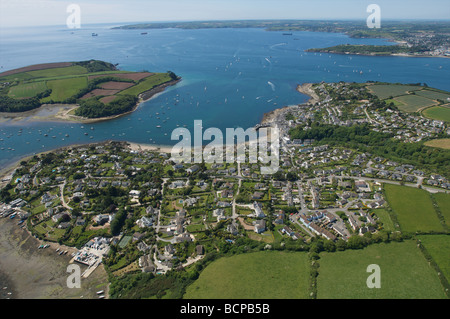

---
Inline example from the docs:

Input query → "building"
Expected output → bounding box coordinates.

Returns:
[254,220,266,234]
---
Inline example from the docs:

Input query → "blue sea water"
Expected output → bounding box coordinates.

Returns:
[0,24,449,168]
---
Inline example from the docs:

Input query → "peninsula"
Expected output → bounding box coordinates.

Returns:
[0,60,181,122]
[114,20,450,58]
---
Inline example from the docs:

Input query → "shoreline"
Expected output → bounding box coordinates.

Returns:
[260,83,317,124]
[0,81,307,184]
[0,79,181,125]
[0,217,109,299]
[305,49,450,59]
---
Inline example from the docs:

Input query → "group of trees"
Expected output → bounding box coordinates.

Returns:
[74,95,138,118]
[0,88,51,112]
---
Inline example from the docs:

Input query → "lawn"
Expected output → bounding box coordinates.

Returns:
[184,251,310,299]
[8,81,48,99]
[417,235,450,284]
[422,105,450,122]
[317,241,446,299]
[383,184,444,233]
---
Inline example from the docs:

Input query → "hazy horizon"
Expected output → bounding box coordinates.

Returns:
[1,0,449,28]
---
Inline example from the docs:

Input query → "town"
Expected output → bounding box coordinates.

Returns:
[0,81,449,298]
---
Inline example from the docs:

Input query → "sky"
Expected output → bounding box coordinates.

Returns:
[0,0,449,28]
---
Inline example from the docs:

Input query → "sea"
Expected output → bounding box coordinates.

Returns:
[0,23,449,169]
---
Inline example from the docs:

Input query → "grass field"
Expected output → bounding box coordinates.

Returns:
[417,235,450,284]
[317,241,446,299]
[184,251,310,299]
[424,138,450,150]
[422,105,450,122]
[368,84,423,100]
[394,94,437,112]
[8,81,48,99]
[25,65,88,79]
[383,184,444,233]
[118,73,172,96]
[372,208,395,232]
[41,77,88,102]
[415,89,450,102]
[433,193,450,225]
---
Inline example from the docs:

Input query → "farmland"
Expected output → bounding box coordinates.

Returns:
[368,84,423,100]
[41,77,88,102]
[367,83,450,115]
[317,241,446,299]
[383,184,444,233]
[183,251,310,299]
[424,138,450,150]
[394,94,437,112]
[422,105,450,122]
[433,193,450,225]
[0,60,179,118]
[417,235,450,285]
[7,81,48,99]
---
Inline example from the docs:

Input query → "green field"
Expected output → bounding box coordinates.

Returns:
[417,235,450,284]
[394,94,437,112]
[42,77,88,102]
[369,84,423,100]
[118,73,172,96]
[184,251,310,299]
[8,81,48,99]
[372,208,395,232]
[383,184,444,233]
[25,65,88,79]
[422,105,450,122]
[317,241,446,299]
[416,89,450,102]
[433,193,450,225]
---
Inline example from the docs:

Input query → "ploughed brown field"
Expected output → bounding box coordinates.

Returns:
[88,72,153,82]
[0,62,73,77]
[81,89,120,99]
[100,95,119,104]
[99,81,135,90]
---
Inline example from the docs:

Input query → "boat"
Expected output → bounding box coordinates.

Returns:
[92,33,98,37]
[141,32,148,35]
[156,125,161,128]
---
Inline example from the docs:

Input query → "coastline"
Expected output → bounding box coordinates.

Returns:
[261,83,317,124]
[0,79,181,125]
[305,49,450,59]
[0,217,109,299]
